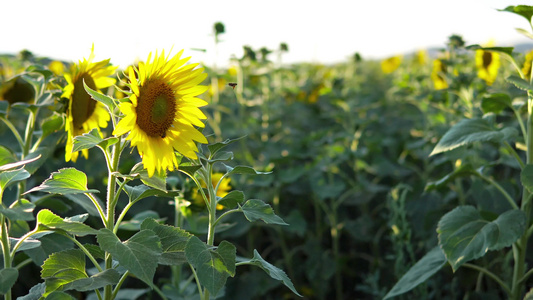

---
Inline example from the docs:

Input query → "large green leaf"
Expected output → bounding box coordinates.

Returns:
[0,199,35,221]
[83,80,116,112]
[36,209,98,236]
[141,218,192,265]
[384,246,447,299]
[25,168,99,195]
[207,136,245,157]
[437,206,526,271]
[430,118,518,156]
[507,75,533,91]
[500,5,533,23]
[425,164,480,191]
[0,168,30,193]
[481,93,513,114]
[218,190,245,208]
[61,269,120,292]
[97,228,161,286]
[123,184,178,204]
[72,128,118,153]
[223,164,272,176]
[185,236,236,296]
[240,199,287,225]
[41,249,87,295]
[246,249,301,297]
[0,268,18,294]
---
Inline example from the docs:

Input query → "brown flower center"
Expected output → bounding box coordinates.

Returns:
[135,79,176,138]
[72,73,97,130]
[482,52,492,69]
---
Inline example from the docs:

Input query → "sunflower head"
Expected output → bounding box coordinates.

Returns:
[431,59,448,90]
[113,50,208,177]
[475,42,500,86]
[381,55,402,74]
[62,45,117,162]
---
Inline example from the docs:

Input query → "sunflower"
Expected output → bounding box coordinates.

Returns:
[522,50,533,80]
[381,55,402,74]
[113,50,208,177]
[476,43,500,86]
[431,59,448,90]
[191,172,231,210]
[62,46,117,162]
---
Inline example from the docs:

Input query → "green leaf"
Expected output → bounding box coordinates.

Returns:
[0,153,40,172]
[128,163,168,192]
[83,80,116,111]
[25,168,99,195]
[118,210,160,231]
[437,206,526,271]
[425,164,480,191]
[481,93,513,114]
[62,269,120,292]
[430,118,518,156]
[185,237,236,296]
[507,75,533,91]
[18,282,45,299]
[36,209,98,236]
[500,5,533,23]
[209,151,234,163]
[521,164,533,194]
[41,249,87,296]
[72,128,118,153]
[10,237,41,252]
[0,199,35,221]
[524,287,533,300]
[64,194,101,216]
[465,44,514,57]
[24,234,74,266]
[45,291,76,300]
[97,228,161,286]
[224,164,272,176]
[240,199,288,225]
[41,115,64,140]
[384,246,447,299]
[177,164,202,177]
[141,218,192,265]
[123,184,178,204]
[247,249,301,297]
[0,168,30,193]
[0,268,18,294]
[218,190,245,208]
[0,100,8,117]
[516,28,533,40]
[207,136,245,157]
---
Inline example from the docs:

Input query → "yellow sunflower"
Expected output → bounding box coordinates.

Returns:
[192,172,231,210]
[62,46,117,162]
[431,59,448,90]
[476,43,500,86]
[113,50,208,177]
[381,55,402,74]
[522,50,533,80]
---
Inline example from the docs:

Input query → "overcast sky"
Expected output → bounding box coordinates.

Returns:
[2,0,530,67]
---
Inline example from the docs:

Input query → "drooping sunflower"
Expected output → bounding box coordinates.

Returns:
[431,59,448,90]
[381,55,402,74]
[476,43,500,86]
[62,46,117,162]
[113,50,208,177]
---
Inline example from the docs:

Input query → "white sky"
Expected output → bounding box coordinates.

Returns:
[2,0,531,68]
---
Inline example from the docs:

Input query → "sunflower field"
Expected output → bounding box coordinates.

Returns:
[1,5,533,300]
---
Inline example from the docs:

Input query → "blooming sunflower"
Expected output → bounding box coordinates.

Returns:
[431,59,448,90]
[522,50,533,80]
[476,43,500,86]
[62,46,116,162]
[113,50,208,177]
[381,55,402,74]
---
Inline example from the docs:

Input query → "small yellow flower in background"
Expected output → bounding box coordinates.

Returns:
[62,45,117,162]
[522,50,533,80]
[415,50,428,65]
[381,55,402,74]
[227,65,238,76]
[113,49,208,177]
[476,42,500,86]
[48,60,65,76]
[431,59,448,90]
[191,172,231,210]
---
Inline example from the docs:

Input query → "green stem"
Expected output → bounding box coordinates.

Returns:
[111,271,130,300]
[504,142,525,170]
[1,216,12,300]
[189,263,204,300]
[463,263,511,296]
[86,193,107,226]
[0,117,24,152]
[64,234,103,272]
[478,174,519,210]
[212,209,240,228]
